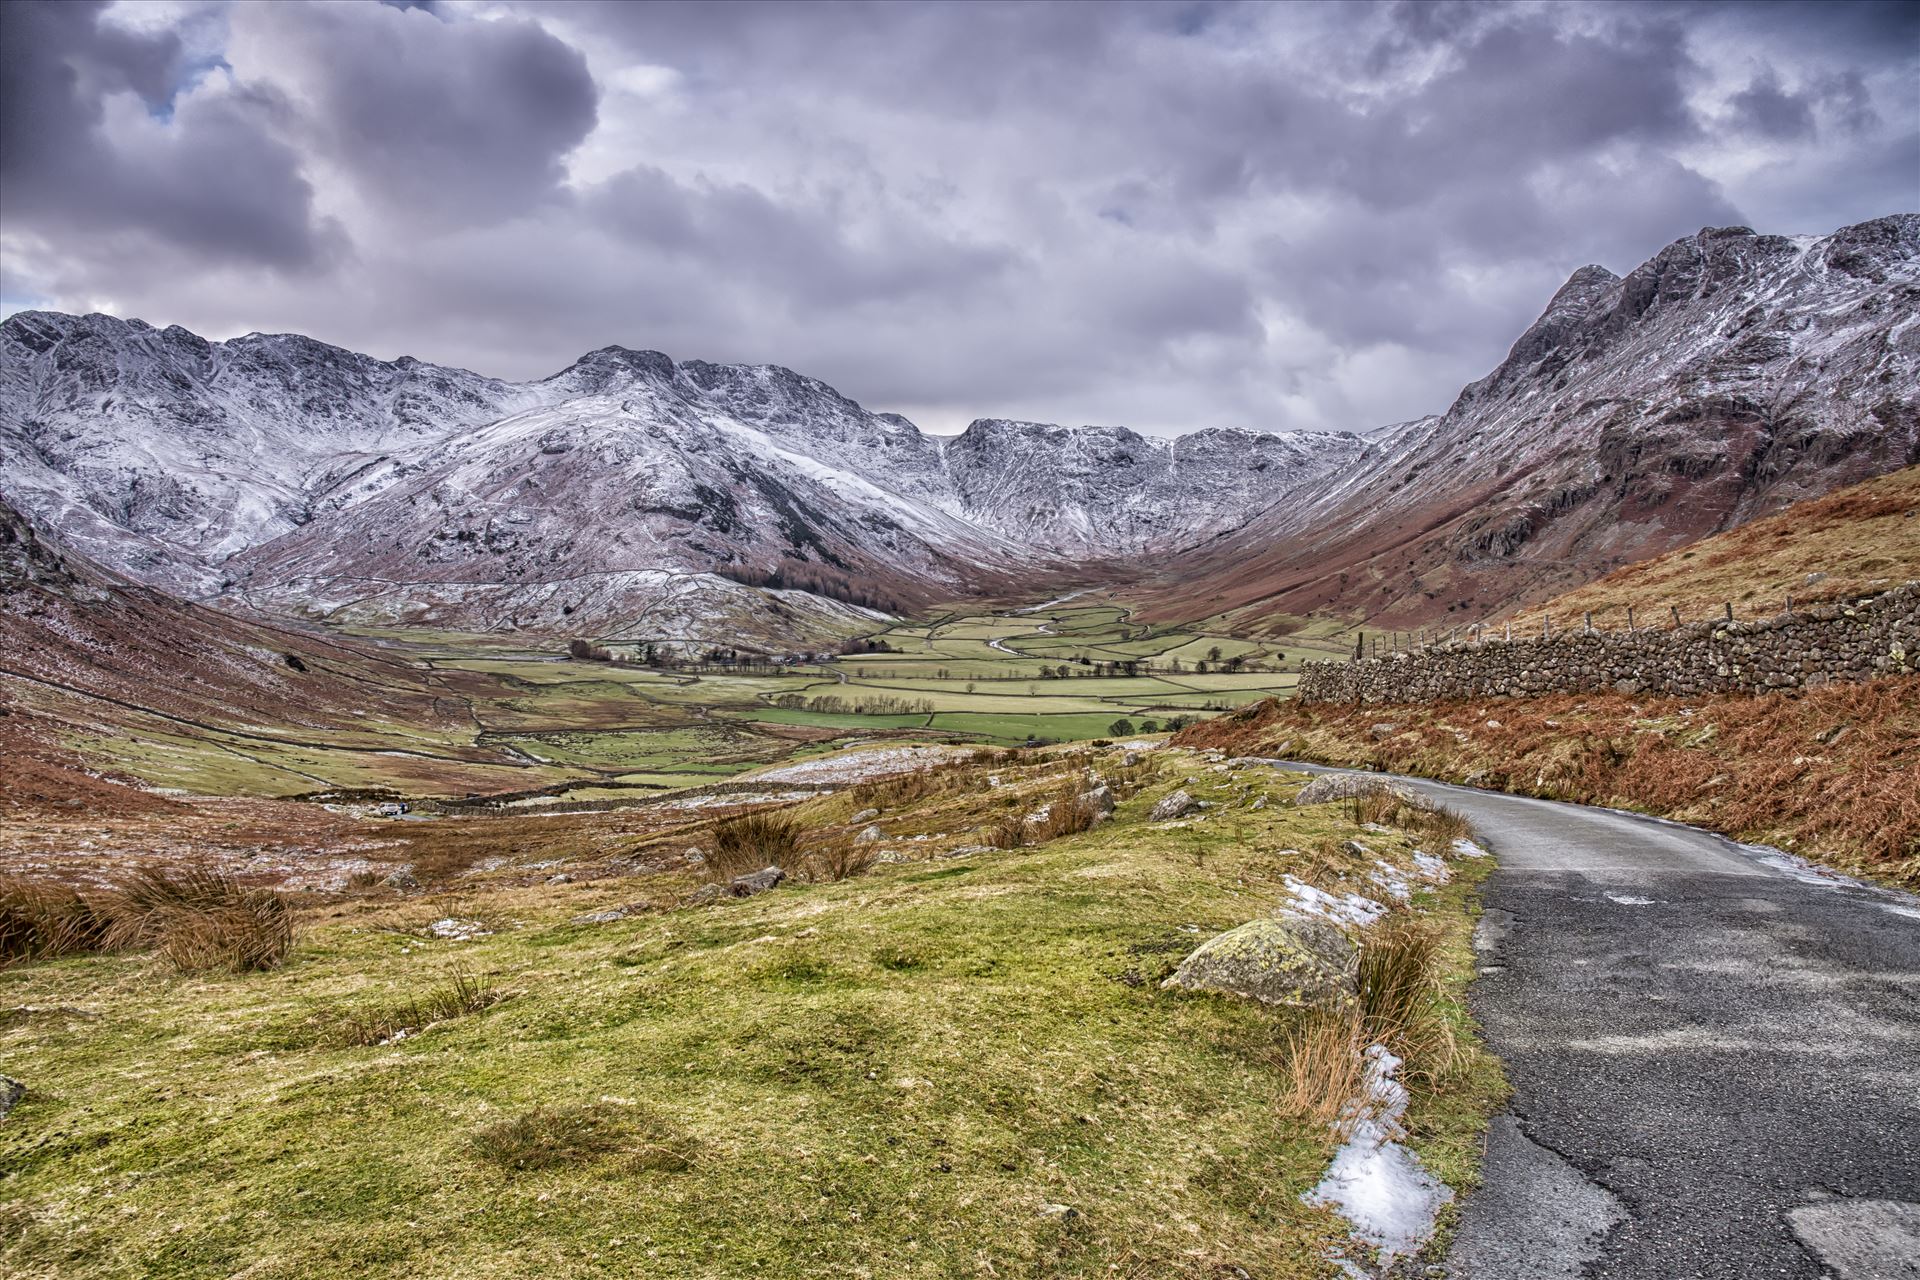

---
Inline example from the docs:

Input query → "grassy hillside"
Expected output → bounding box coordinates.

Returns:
[1,749,1502,1279]
[1509,464,1920,630]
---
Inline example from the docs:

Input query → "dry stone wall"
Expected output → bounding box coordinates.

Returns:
[1298,584,1918,705]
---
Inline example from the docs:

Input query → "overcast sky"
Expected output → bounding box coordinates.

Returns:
[2,0,1915,435]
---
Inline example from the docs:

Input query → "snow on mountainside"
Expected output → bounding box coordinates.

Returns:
[0,312,544,592]
[4,214,1910,641]
[1147,215,1920,628]
[943,419,1365,553]
[0,311,1357,637]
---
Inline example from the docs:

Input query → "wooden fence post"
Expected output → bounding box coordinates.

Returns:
[1670,605,1681,627]
[1723,602,1733,622]
[1542,615,1551,639]
[1584,611,1593,633]
[1627,605,1635,631]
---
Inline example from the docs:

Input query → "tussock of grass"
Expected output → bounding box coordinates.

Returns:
[1357,915,1459,1083]
[1346,789,1472,848]
[1276,916,1460,1126]
[983,812,1028,849]
[1,868,291,972]
[321,967,502,1047]
[102,868,293,973]
[1276,1010,1366,1127]
[1030,780,1101,843]
[804,838,878,883]
[0,879,117,965]
[705,812,806,880]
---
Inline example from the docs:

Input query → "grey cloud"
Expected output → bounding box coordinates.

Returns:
[0,0,329,271]
[1729,69,1817,140]
[2,0,1911,440]
[236,2,597,227]
[589,167,1015,310]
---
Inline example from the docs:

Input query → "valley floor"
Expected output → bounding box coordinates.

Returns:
[1,595,1354,844]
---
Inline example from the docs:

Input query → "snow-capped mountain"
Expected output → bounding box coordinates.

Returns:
[3,215,1913,641]
[0,311,549,593]
[0,310,1361,637]
[1145,215,1920,627]
[943,420,1362,554]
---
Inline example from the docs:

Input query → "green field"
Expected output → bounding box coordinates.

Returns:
[51,596,1330,802]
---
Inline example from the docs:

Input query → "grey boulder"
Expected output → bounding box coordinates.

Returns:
[1149,789,1202,821]
[729,866,786,898]
[1292,772,1417,807]
[1160,917,1357,1012]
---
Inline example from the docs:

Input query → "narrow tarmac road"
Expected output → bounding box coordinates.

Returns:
[1269,764,1920,1279]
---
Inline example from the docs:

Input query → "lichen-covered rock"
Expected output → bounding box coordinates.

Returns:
[854,824,886,844]
[0,1075,23,1120]
[1084,785,1116,819]
[851,808,881,824]
[1160,917,1357,1011]
[729,866,786,897]
[1150,788,1201,821]
[1293,773,1417,807]
[682,883,724,907]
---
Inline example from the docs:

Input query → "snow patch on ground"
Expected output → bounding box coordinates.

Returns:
[1014,588,1096,613]
[654,790,821,811]
[1281,875,1388,929]
[1451,838,1490,859]
[1737,842,1864,890]
[1368,861,1412,902]
[427,918,491,941]
[752,745,975,785]
[1605,893,1657,906]
[1305,1044,1455,1271]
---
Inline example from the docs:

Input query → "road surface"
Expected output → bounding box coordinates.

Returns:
[1267,763,1920,1279]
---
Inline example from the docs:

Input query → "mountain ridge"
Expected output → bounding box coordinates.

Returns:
[4,213,1915,641]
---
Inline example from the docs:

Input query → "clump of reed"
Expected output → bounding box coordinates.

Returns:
[1,868,293,973]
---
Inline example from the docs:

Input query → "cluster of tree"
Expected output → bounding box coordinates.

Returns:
[1106,714,1196,736]
[566,638,614,662]
[836,636,897,655]
[1054,657,1150,678]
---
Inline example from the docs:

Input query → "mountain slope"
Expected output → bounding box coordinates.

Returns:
[942,419,1364,554]
[0,314,1362,635]
[0,311,546,592]
[1518,463,1920,626]
[3,215,1913,640]
[1146,215,1920,629]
